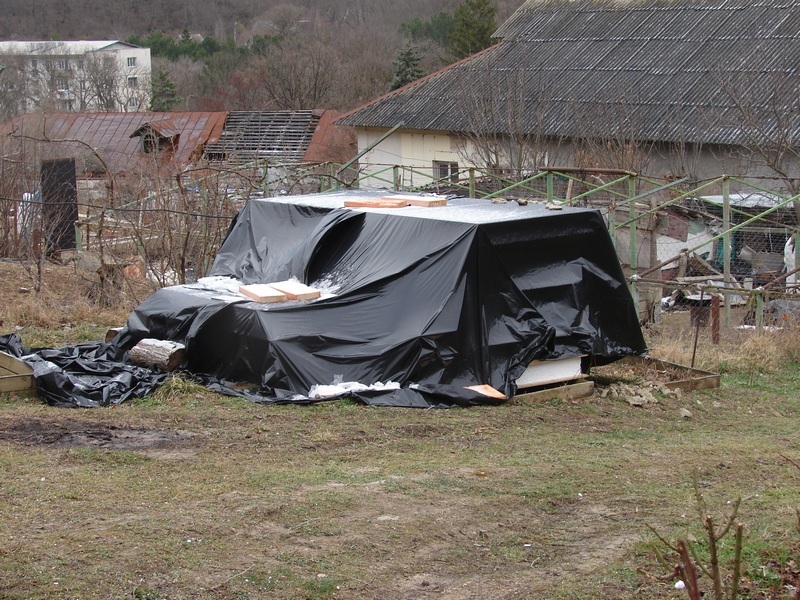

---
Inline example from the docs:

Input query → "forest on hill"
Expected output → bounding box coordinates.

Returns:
[1,0,521,112]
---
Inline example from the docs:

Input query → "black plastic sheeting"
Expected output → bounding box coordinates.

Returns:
[3,193,646,408]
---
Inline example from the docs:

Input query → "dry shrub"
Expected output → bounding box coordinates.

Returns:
[647,318,799,375]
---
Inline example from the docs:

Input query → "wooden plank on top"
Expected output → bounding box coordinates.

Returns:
[344,198,407,208]
[269,280,321,301]
[239,284,288,303]
[381,194,447,207]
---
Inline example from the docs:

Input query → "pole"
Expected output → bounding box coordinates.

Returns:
[722,177,732,327]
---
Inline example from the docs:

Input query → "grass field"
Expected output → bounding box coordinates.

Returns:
[0,262,799,598]
[1,328,798,599]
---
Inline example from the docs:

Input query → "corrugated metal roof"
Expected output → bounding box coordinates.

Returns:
[2,112,227,173]
[338,0,800,146]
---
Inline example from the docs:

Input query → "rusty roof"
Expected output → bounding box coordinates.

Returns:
[338,0,800,147]
[2,112,227,174]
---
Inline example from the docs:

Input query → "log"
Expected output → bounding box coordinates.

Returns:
[128,339,185,371]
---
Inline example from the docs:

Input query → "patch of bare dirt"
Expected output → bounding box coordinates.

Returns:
[0,417,198,451]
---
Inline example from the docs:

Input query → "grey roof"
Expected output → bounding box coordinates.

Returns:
[338,0,800,146]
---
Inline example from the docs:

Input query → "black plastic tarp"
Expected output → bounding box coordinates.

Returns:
[5,192,646,408]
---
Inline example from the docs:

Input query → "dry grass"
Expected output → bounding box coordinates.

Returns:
[0,266,799,599]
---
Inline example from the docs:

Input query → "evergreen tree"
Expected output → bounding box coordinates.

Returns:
[149,68,180,112]
[391,44,424,91]
[449,0,497,60]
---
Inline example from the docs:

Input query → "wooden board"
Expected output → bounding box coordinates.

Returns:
[380,194,447,207]
[269,280,321,301]
[239,284,287,303]
[619,356,720,391]
[465,384,506,399]
[516,355,585,389]
[512,380,595,403]
[0,351,35,393]
[344,198,407,209]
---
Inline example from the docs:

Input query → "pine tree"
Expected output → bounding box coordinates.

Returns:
[391,44,424,91]
[449,0,497,60]
[149,68,180,112]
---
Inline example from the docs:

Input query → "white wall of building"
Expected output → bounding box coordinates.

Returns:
[0,41,152,114]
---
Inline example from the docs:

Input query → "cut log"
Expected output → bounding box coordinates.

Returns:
[128,339,185,371]
[239,284,287,303]
[269,280,321,301]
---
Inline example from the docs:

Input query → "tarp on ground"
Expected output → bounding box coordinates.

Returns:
[5,191,646,408]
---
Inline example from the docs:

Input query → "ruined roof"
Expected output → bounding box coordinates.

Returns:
[202,110,325,165]
[2,112,226,174]
[338,0,800,146]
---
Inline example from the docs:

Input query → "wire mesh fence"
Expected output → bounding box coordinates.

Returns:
[1,160,797,330]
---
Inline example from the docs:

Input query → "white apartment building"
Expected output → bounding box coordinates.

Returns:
[0,41,151,114]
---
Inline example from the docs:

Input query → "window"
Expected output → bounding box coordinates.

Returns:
[31,59,37,69]
[56,59,68,70]
[79,80,86,91]
[127,57,137,68]
[127,76,138,89]
[55,78,69,91]
[433,161,459,183]
[128,97,139,108]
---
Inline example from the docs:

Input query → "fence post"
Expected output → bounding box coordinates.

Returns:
[469,168,476,198]
[722,177,732,327]
[393,165,401,191]
[628,175,637,270]
[263,161,269,198]
[546,170,554,202]
[755,290,764,331]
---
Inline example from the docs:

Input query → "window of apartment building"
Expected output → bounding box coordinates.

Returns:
[79,80,87,91]
[128,76,138,89]
[78,60,84,70]
[127,57,137,68]
[128,97,139,108]
[55,78,69,91]
[31,59,37,69]
[433,161,459,183]
[56,59,69,70]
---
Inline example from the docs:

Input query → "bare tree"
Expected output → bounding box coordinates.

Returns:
[456,62,568,179]
[255,38,339,109]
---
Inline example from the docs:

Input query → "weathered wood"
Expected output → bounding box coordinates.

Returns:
[0,374,36,393]
[512,380,595,403]
[0,351,35,393]
[128,339,185,371]
[239,284,287,303]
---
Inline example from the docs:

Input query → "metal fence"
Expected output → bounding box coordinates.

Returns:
[1,159,797,328]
